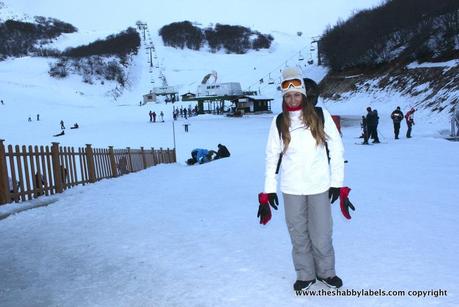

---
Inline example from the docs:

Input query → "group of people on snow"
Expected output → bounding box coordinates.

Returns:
[148,106,198,123]
[24,116,79,137]
[53,120,79,137]
[173,106,197,120]
[361,107,380,144]
[360,106,416,143]
[149,111,164,122]
[391,106,416,139]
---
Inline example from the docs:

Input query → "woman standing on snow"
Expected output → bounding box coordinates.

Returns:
[257,67,347,291]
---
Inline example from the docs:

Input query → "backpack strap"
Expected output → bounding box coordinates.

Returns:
[275,113,284,174]
[314,107,330,163]
[274,107,329,174]
[314,106,325,125]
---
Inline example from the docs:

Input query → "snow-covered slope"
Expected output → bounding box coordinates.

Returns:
[1,111,458,307]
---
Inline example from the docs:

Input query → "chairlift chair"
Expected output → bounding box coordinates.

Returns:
[298,51,304,61]
[268,73,275,85]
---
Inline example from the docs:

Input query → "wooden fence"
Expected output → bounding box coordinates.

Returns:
[0,140,176,205]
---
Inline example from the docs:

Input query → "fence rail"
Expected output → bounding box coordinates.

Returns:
[0,140,176,205]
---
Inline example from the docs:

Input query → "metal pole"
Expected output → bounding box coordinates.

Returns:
[146,47,153,67]
[172,121,176,150]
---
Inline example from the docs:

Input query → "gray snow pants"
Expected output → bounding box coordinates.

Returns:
[283,191,336,281]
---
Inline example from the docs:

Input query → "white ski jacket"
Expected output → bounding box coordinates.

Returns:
[264,109,344,195]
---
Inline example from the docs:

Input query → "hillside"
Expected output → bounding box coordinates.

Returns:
[320,60,459,115]
[317,0,458,116]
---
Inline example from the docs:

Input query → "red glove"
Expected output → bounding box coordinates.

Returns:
[257,193,278,225]
[339,187,356,220]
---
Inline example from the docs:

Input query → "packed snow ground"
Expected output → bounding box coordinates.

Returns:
[1,114,458,307]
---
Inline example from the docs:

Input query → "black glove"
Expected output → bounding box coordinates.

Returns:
[329,187,340,204]
[257,193,279,225]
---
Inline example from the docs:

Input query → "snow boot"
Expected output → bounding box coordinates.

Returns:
[317,276,343,289]
[293,279,316,291]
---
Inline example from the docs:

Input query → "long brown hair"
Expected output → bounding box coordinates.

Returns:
[280,94,326,152]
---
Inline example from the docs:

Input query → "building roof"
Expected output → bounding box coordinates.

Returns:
[243,95,274,101]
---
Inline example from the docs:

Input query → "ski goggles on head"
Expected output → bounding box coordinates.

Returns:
[281,78,303,90]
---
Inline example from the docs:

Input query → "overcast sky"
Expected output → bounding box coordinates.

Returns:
[6,0,384,36]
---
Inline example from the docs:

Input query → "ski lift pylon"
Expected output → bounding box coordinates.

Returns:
[298,51,304,61]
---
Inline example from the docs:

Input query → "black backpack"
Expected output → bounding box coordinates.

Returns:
[275,107,329,174]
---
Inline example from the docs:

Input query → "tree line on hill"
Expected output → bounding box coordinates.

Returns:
[0,15,140,87]
[319,0,459,71]
[0,17,77,60]
[159,21,273,54]
[62,27,140,58]
[48,27,140,87]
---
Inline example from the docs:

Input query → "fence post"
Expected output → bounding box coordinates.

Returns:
[173,148,177,163]
[140,146,147,169]
[151,147,156,165]
[127,147,133,171]
[85,144,96,183]
[108,146,117,177]
[51,142,63,193]
[0,139,9,204]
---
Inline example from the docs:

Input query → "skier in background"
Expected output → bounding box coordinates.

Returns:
[361,115,369,144]
[405,108,416,138]
[452,107,459,136]
[391,106,404,139]
[366,107,380,143]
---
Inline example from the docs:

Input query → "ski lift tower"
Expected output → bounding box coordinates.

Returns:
[136,21,148,40]
[311,36,321,66]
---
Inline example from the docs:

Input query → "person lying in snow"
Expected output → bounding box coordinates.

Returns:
[186,148,217,165]
[215,144,230,159]
[53,130,65,137]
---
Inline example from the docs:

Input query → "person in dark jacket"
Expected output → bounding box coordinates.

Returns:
[216,144,230,159]
[391,106,404,139]
[361,116,369,144]
[405,108,415,138]
[366,107,380,143]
